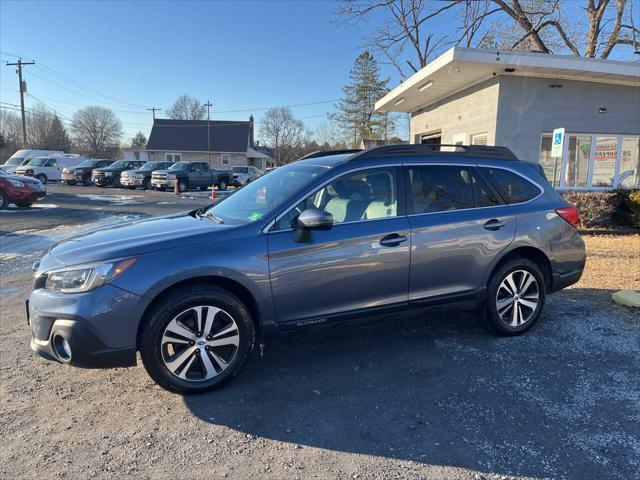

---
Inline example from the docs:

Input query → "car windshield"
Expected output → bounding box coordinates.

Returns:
[232,167,248,174]
[169,162,187,170]
[27,157,48,167]
[205,163,328,224]
[138,162,159,171]
[4,157,26,166]
[109,160,128,169]
[77,160,100,168]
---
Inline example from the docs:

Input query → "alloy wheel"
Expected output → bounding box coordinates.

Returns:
[495,269,540,327]
[160,305,240,381]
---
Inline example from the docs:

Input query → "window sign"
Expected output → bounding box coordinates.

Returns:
[592,136,618,187]
[618,138,640,188]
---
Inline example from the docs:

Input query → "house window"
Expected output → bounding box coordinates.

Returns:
[470,133,488,146]
[165,153,181,163]
[221,154,230,165]
[134,152,140,161]
[564,136,591,188]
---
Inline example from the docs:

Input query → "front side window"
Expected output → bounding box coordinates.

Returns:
[408,165,475,214]
[482,168,541,204]
[27,157,48,167]
[275,167,399,230]
[45,158,58,168]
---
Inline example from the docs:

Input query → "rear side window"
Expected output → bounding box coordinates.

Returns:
[482,168,541,204]
[408,165,474,213]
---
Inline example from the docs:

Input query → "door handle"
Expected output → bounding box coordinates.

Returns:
[484,219,506,230]
[380,233,407,247]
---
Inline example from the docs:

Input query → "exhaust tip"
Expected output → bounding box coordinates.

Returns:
[52,334,72,362]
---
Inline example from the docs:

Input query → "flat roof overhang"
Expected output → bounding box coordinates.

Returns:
[375,47,640,113]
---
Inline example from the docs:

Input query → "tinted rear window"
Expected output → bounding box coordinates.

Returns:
[408,165,474,213]
[482,168,541,204]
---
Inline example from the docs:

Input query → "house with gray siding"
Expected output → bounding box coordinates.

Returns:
[375,48,640,190]
[145,116,273,171]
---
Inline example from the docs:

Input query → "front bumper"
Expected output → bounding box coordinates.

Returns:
[28,284,146,368]
[120,177,145,186]
[61,173,81,182]
[7,186,46,203]
[93,176,114,186]
[151,179,175,188]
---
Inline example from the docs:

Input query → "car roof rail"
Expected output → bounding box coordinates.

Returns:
[349,144,518,161]
[300,149,363,160]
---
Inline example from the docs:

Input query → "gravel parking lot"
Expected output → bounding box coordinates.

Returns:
[1,185,639,480]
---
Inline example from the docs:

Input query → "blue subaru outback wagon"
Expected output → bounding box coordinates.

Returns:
[28,145,585,393]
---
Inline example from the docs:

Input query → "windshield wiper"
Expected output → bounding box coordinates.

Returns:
[202,210,225,224]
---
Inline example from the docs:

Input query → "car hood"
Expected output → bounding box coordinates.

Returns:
[153,169,185,175]
[124,168,149,175]
[93,167,124,173]
[48,212,233,266]
[3,173,40,183]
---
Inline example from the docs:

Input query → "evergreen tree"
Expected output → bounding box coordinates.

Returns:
[332,51,392,147]
[45,115,72,152]
[130,131,147,148]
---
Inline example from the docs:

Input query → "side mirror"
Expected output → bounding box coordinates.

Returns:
[294,209,333,243]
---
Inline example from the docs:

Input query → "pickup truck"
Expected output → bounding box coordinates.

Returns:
[150,162,232,192]
[231,165,261,186]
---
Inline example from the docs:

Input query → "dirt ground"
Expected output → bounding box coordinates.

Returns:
[1,192,639,480]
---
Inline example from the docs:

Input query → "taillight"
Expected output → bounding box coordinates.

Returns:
[556,205,579,228]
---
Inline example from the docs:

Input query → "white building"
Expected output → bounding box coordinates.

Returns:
[376,48,640,190]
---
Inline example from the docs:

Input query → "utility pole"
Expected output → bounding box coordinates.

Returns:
[205,101,212,167]
[6,58,36,149]
[147,107,161,121]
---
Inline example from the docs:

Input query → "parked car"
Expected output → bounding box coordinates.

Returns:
[1,150,64,174]
[120,161,175,190]
[27,145,585,394]
[61,159,115,186]
[0,169,46,209]
[232,166,261,186]
[92,160,146,187]
[16,155,89,184]
[151,161,232,192]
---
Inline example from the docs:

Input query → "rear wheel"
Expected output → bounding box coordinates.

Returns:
[483,258,546,336]
[177,179,188,193]
[0,190,7,210]
[36,173,47,184]
[139,285,255,394]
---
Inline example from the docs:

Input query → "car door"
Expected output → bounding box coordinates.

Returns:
[406,163,516,302]
[45,158,60,180]
[268,165,411,327]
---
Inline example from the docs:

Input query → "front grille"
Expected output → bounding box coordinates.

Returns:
[152,173,167,181]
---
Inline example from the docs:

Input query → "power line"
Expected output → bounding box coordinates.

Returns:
[147,107,161,120]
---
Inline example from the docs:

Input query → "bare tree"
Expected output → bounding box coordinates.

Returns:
[259,107,307,165]
[315,121,350,149]
[71,106,123,158]
[166,95,207,120]
[336,0,640,78]
[27,104,71,151]
[0,109,22,161]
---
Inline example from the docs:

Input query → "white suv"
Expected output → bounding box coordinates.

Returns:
[16,154,90,184]
[0,149,64,174]
[232,166,261,186]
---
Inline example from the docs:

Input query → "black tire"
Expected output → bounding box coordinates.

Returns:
[0,190,7,210]
[143,178,151,190]
[218,179,228,191]
[66,180,77,186]
[139,284,255,394]
[482,258,546,336]
[159,186,166,191]
[82,174,92,186]
[15,201,33,208]
[36,173,47,184]
[177,179,188,193]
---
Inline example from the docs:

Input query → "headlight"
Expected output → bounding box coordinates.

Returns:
[105,171,114,176]
[134,174,144,179]
[167,174,176,180]
[44,258,137,293]
[7,179,25,187]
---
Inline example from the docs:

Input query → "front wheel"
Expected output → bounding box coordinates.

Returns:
[65,180,77,186]
[139,285,255,394]
[36,173,47,184]
[82,174,92,186]
[483,258,546,336]
[177,179,188,193]
[218,179,228,191]
[0,190,7,210]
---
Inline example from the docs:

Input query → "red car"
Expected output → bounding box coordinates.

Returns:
[0,169,46,209]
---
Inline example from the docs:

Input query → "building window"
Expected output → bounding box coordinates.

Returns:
[221,154,230,165]
[564,136,591,188]
[165,153,181,163]
[619,138,640,188]
[592,136,618,187]
[470,133,488,146]
[134,151,140,161]
[539,135,561,187]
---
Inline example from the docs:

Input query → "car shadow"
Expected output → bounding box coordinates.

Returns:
[183,289,639,479]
